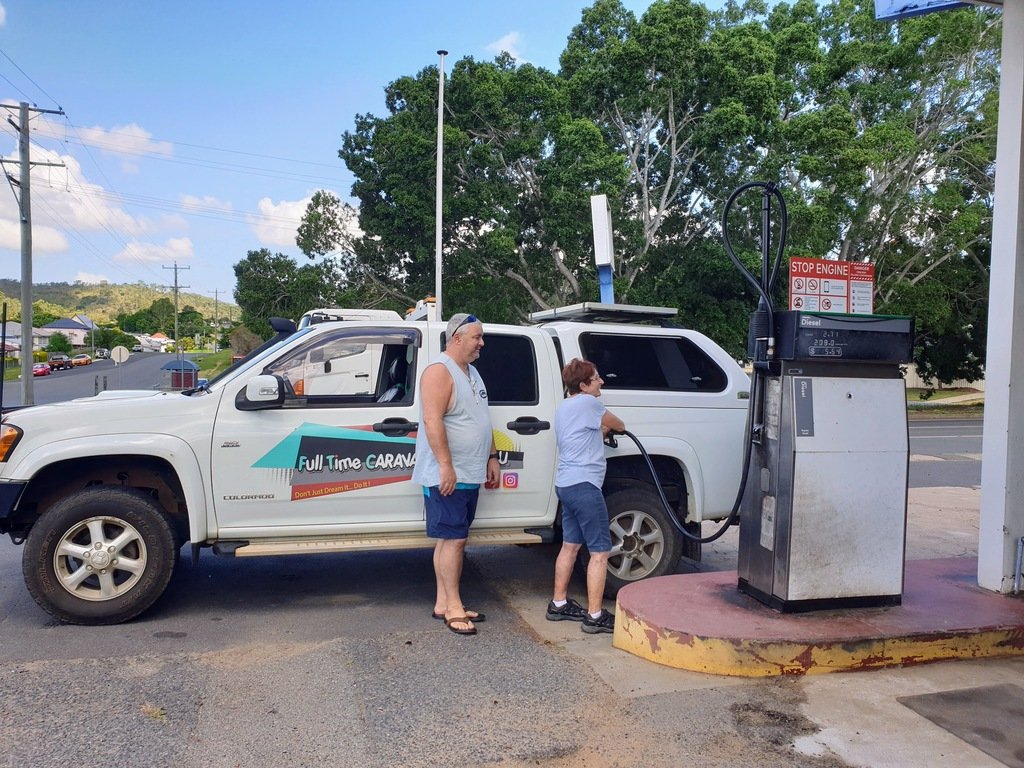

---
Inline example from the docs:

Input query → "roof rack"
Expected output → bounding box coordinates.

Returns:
[528,302,678,325]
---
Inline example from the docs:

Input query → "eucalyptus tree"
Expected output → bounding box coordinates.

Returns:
[330,54,627,322]
[761,0,999,382]
[233,248,353,336]
[292,0,999,379]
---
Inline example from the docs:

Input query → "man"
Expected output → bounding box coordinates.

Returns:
[545,358,624,634]
[412,313,499,636]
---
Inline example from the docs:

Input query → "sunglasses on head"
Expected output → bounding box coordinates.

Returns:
[453,314,478,334]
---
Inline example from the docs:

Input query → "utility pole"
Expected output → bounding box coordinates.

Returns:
[163,262,190,361]
[208,289,224,353]
[2,101,64,406]
[434,49,447,320]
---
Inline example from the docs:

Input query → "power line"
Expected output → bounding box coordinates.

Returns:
[0,47,62,108]
[45,132,347,186]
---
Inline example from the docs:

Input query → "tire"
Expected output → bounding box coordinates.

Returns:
[22,487,177,625]
[600,486,684,597]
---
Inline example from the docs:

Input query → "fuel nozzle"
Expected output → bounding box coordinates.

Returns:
[604,429,623,448]
[748,297,774,371]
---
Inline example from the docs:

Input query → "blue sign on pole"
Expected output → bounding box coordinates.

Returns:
[874,0,969,20]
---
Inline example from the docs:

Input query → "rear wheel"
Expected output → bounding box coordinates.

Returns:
[23,487,177,625]
[602,486,683,597]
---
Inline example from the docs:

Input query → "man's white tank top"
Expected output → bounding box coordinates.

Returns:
[412,354,491,487]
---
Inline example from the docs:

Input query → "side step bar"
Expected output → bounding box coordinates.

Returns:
[225,529,546,557]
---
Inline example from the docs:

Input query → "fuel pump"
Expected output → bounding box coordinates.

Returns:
[724,183,915,612]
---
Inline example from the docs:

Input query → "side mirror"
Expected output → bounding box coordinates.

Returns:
[235,374,285,410]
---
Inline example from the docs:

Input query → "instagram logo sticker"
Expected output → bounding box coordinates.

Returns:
[501,472,519,490]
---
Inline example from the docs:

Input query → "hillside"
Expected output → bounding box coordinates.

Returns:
[0,280,237,324]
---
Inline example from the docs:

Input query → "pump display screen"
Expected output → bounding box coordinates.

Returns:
[774,311,914,363]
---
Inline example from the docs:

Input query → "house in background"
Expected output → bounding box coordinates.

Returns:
[1,321,47,356]
[40,318,92,348]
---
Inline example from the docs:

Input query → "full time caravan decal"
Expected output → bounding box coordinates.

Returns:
[254,423,416,501]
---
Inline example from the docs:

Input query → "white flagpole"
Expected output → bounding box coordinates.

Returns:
[434,49,447,321]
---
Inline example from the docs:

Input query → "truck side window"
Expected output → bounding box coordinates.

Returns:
[264,328,419,406]
[471,333,539,405]
[579,333,727,392]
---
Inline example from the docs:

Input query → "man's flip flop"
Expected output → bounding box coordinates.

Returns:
[432,610,486,622]
[445,616,477,635]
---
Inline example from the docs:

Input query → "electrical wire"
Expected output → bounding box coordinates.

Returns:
[1,45,346,288]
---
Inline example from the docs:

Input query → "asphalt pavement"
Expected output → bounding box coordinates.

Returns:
[2,484,1000,768]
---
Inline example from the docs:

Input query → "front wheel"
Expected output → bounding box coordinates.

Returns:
[23,487,177,625]
[601,486,683,597]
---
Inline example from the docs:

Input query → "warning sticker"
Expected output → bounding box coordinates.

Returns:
[789,257,874,314]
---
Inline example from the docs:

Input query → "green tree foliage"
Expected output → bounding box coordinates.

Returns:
[93,327,138,352]
[761,0,998,382]
[46,331,72,354]
[290,0,998,380]
[177,305,207,338]
[233,248,369,335]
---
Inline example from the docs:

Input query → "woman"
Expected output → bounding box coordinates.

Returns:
[545,358,625,634]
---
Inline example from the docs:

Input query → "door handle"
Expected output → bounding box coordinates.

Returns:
[506,416,551,435]
[373,417,418,437]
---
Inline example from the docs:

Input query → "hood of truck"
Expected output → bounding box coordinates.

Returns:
[4,389,217,437]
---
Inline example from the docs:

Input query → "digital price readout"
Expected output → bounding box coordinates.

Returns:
[773,311,914,363]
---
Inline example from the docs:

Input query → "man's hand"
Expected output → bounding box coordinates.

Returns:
[438,462,457,496]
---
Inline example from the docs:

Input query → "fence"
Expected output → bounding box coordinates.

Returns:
[903,364,985,391]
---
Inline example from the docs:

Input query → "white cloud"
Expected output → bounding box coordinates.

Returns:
[0,146,153,248]
[486,32,524,62]
[181,194,232,212]
[73,272,110,285]
[114,236,193,265]
[0,217,69,253]
[248,192,364,251]
[0,4,7,26]
[248,196,309,248]
[34,117,173,173]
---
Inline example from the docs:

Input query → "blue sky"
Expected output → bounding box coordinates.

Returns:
[0,0,728,306]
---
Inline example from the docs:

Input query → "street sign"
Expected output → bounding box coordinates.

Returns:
[789,257,875,314]
[110,345,130,364]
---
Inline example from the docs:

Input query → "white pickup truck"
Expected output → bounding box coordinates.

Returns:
[0,303,750,624]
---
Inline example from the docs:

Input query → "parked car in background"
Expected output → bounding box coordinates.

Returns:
[131,345,143,353]
[95,348,109,359]
[31,363,51,377]
[46,354,72,371]
[71,354,92,366]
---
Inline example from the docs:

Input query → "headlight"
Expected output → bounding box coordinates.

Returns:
[0,423,23,462]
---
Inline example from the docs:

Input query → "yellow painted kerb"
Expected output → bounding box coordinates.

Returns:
[613,605,1024,677]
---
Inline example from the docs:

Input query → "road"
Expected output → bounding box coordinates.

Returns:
[909,417,982,488]
[2,352,178,410]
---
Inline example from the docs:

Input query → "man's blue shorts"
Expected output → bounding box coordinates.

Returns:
[556,482,611,552]
[423,486,479,539]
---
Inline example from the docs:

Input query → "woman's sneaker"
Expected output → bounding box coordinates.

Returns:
[546,598,587,622]
[582,609,615,634]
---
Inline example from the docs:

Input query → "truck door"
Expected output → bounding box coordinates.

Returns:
[470,327,559,528]
[211,326,424,534]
